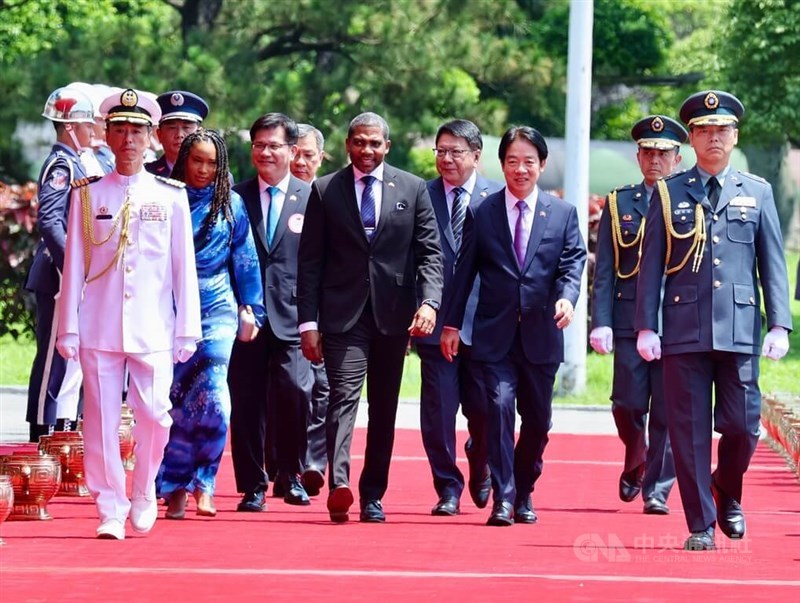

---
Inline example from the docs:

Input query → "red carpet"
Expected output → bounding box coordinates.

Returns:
[1,430,799,602]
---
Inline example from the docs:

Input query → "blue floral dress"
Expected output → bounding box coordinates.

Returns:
[157,184,265,499]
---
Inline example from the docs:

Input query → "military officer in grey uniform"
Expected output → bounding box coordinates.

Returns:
[24,86,97,441]
[590,115,686,515]
[145,90,209,177]
[635,91,792,551]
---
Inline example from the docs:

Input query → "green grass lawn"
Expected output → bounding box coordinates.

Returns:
[2,251,798,403]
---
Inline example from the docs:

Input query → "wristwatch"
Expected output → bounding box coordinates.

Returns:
[421,299,440,312]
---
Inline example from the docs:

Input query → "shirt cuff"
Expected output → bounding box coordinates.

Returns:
[298,321,318,333]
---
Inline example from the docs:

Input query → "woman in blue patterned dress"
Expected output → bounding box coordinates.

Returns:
[157,129,265,519]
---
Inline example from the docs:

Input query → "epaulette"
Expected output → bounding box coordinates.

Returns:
[613,183,637,194]
[662,169,686,181]
[70,176,101,188]
[154,175,186,188]
[738,171,767,183]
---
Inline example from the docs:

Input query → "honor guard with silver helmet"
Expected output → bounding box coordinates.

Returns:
[24,86,99,442]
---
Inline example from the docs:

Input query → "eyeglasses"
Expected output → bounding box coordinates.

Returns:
[433,148,471,159]
[252,142,290,153]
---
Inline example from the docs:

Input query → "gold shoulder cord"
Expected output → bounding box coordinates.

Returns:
[608,189,645,279]
[658,179,706,274]
[80,186,132,283]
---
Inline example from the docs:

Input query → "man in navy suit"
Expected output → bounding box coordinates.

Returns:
[228,113,314,512]
[145,90,208,178]
[441,125,586,526]
[415,119,501,517]
[297,112,443,523]
[635,91,792,551]
[590,115,686,515]
[25,86,97,441]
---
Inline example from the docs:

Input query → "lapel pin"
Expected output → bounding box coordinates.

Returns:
[387,181,396,188]
[635,192,641,198]
[539,211,546,217]
[289,194,298,202]
[480,191,488,198]
[688,177,696,184]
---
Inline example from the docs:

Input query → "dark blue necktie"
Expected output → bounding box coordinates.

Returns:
[360,175,376,240]
[706,176,721,210]
[451,186,468,251]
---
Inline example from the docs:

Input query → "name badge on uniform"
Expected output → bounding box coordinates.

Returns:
[731,197,756,207]
[140,204,167,221]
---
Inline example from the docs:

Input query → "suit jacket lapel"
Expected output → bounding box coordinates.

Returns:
[243,178,269,253]
[337,165,367,242]
[522,191,551,273]
[270,176,300,250]
[374,165,397,242]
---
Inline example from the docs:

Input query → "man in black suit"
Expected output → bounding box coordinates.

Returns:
[145,90,208,177]
[229,113,314,512]
[441,126,586,526]
[590,115,686,515]
[415,119,501,517]
[635,90,792,551]
[297,112,443,523]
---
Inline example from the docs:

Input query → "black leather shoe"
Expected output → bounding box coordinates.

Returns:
[643,497,670,515]
[514,495,537,524]
[284,475,311,506]
[431,496,460,516]
[712,480,745,539]
[236,491,267,513]
[465,438,491,509]
[683,527,716,551]
[327,486,354,523]
[301,467,325,497]
[619,463,645,502]
[486,501,514,526]
[359,499,386,523]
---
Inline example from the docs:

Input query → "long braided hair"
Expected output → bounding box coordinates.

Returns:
[171,128,234,242]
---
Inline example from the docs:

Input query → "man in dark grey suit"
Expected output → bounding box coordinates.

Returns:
[635,90,792,551]
[229,113,314,512]
[297,112,443,523]
[590,115,686,516]
[415,119,502,517]
[441,126,586,527]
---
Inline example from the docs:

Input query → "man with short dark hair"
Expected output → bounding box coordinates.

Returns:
[635,90,792,551]
[146,90,209,177]
[415,119,501,517]
[229,113,314,512]
[441,125,586,527]
[298,112,443,523]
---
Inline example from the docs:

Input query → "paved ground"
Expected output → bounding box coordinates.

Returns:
[0,385,616,443]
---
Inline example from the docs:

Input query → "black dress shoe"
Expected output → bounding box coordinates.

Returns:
[284,475,311,506]
[486,501,514,526]
[465,438,491,509]
[514,495,537,524]
[643,497,670,515]
[431,496,460,516]
[683,527,716,551]
[619,463,645,502]
[712,480,746,539]
[359,499,386,523]
[301,467,325,497]
[237,491,267,512]
[327,486,354,523]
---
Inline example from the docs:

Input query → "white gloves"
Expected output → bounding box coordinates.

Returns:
[636,329,661,362]
[762,327,789,361]
[589,327,614,355]
[56,333,79,360]
[173,337,197,364]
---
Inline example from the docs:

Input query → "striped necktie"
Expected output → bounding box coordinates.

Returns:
[451,186,468,251]
[360,175,376,240]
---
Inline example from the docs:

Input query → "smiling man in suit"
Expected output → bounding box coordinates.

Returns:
[228,113,314,512]
[297,112,443,523]
[415,119,502,517]
[635,91,792,551]
[441,125,586,526]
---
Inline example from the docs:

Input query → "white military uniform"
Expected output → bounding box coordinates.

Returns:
[58,168,201,527]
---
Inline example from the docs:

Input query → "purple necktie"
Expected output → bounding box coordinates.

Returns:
[514,200,529,267]
[360,175,376,240]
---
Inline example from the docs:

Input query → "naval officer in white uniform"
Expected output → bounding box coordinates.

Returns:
[56,88,202,540]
